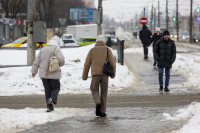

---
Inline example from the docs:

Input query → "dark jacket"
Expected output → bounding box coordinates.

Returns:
[148,33,163,49]
[106,38,112,47]
[154,38,176,68]
[139,25,152,44]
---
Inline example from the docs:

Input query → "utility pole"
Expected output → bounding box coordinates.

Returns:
[190,0,193,43]
[154,8,156,33]
[151,5,154,31]
[176,0,179,41]
[131,19,133,33]
[27,0,36,65]
[158,1,160,27]
[98,0,103,35]
[166,0,169,29]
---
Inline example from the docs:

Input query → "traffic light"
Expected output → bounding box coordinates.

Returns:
[152,22,154,24]
[136,26,139,29]
[173,17,176,21]
[197,7,200,12]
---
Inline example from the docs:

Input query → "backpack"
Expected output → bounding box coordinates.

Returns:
[46,47,60,75]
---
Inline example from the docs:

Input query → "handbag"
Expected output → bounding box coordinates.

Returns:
[46,47,60,76]
[103,48,114,76]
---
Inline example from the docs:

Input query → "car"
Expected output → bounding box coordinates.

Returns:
[61,39,79,47]
[77,37,96,46]
[62,34,74,40]
[179,31,189,42]
[104,34,117,45]
[192,32,200,43]
[2,37,27,47]
[2,37,48,47]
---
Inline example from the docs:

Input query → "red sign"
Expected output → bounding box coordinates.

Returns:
[140,17,148,25]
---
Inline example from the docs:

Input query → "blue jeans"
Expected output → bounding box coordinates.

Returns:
[158,67,170,87]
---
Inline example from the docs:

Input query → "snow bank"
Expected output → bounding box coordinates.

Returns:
[0,44,134,96]
[0,108,88,132]
[163,102,200,133]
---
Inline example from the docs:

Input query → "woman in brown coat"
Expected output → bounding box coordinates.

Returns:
[82,35,116,117]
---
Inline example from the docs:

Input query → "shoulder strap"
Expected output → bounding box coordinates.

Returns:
[106,47,108,62]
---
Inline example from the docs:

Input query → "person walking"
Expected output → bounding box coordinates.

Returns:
[139,24,152,59]
[147,27,163,66]
[106,37,112,47]
[82,35,116,117]
[31,37,65,112]
[154,30,176,92]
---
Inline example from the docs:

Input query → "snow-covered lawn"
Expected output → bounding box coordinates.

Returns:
[0,44,134,96]
[0,107,89,132]
[163,102,200,133]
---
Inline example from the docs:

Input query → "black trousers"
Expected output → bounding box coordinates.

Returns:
[143,44,148,57]
[42,79,60,106]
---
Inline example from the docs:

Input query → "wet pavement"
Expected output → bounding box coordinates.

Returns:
[21,107,184,133]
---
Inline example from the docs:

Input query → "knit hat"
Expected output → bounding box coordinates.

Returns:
[163,30,170,36]
[96,35,105,43]
[155,27,161,32]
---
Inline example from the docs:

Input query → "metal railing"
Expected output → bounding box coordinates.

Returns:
[117,38,125,65]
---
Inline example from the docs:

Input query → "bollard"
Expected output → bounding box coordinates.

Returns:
[117,38,125,65]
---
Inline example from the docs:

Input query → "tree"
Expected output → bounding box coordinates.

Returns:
[0,0,27,18]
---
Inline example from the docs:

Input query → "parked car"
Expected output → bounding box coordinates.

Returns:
[2,37,27,47]
[2,37,48,47]
[62,34,74,40]
[192,32,200,43]
[104,34,117,45]
[77,37,96,46]
[61,39,79,47]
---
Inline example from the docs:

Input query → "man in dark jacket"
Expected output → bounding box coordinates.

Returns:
[139,24,152,59]
[147,27,163,66]
[154,30,176,92]
[106,37,112,47]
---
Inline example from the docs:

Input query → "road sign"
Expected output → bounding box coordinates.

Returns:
[196,16,200,24]
[58,18,66,26]
[140,17,148,25]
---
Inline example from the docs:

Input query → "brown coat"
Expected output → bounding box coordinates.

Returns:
[82,42,116,80]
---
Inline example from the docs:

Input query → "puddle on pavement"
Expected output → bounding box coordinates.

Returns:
[21,107,187,133]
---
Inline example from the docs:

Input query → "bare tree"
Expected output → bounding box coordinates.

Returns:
[0,0,26,18]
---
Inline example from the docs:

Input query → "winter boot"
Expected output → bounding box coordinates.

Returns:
[159,86,163,92]
[96,103,102,116]
[100,113,107,117]
[153,61,156,66]
[46,104,54,112]
[164,87,170,92]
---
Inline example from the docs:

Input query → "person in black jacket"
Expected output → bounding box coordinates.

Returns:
[106,37,112,47]
[154,30,176,92]
[139,24,152,59]
[147,27,163,66]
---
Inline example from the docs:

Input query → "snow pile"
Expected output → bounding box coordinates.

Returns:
[0,44,134,96]
[0,108,88,132]
[172,54,200,90]
[163,102,200,133]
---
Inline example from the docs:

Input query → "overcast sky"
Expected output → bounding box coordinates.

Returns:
[94,0,200,22]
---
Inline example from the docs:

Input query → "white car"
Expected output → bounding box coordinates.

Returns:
[62,39,79,47]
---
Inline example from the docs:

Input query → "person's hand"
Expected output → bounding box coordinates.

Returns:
[32,74,36,78]
[82,77,88,80]
[146,46,149,48]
